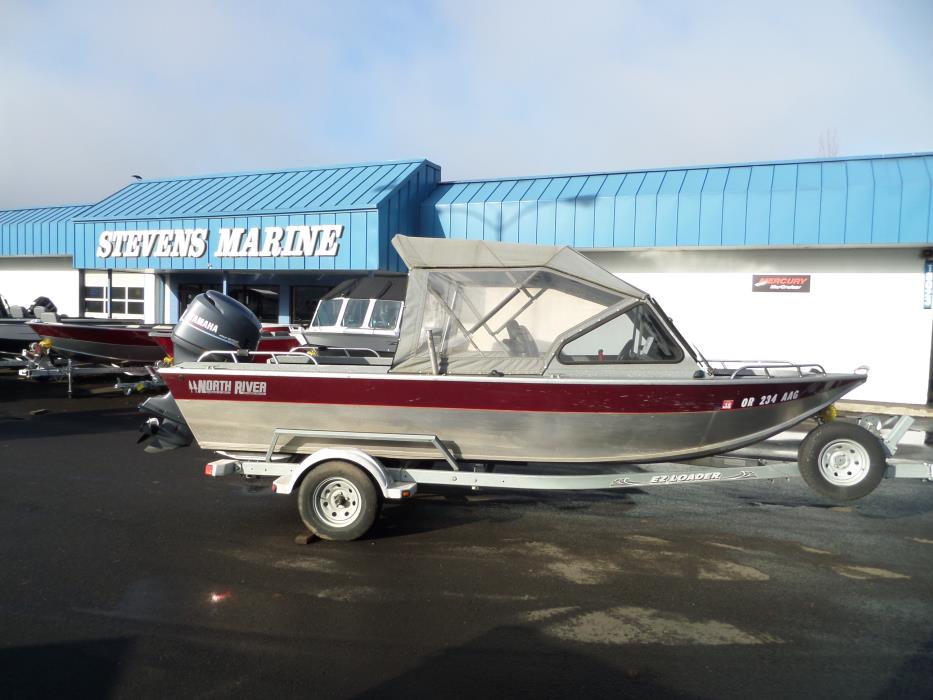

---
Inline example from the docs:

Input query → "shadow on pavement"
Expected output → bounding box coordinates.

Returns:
[353,624,700,700]
[0,637,134,699]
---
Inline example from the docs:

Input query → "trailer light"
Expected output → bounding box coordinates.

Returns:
[271,483,277,493]
[401,490,412,498]
[204,463,214,476]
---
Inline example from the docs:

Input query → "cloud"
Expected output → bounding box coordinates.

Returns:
[1,0,931,209]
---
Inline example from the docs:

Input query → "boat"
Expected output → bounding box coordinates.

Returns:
[299,275,405,357]
[0,295,114,354]
[141,235,867,464]
[30,320,172,364]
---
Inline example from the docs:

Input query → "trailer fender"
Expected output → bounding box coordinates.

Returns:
[272,448,398,498]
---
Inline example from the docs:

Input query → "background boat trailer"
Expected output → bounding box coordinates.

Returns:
[16,353,163,397]
[203,418,933,541]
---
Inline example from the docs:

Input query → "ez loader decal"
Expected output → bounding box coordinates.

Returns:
[611,471,756,487]
[187,379,268,396]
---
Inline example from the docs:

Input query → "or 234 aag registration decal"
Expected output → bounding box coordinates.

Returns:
[739,390,800,408]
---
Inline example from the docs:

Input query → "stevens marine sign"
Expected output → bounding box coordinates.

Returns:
[752,274,811,293]
[96,225,343,259]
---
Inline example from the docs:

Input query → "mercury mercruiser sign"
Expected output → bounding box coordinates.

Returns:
[95,225,344,259]
[752,274,811,293]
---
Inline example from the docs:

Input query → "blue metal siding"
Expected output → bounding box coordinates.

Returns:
[422,154,933,247]
[0,205,89,257]
[377,161,441,271]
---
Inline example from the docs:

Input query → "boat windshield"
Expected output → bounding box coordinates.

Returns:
[341,299,369,329]
[0,296,9,319]
[392,267,628,375]
[311,299,344,327]
[369,300,402,330]
[557,303,683,364]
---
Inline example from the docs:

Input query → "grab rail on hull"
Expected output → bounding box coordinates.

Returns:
[704,360,828,379]
[726,363,827,379]
[196,350,320,365]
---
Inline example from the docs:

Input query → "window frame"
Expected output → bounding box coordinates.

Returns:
[555,302,685,365]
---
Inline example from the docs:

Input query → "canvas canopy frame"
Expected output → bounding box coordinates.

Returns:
[389,236,654,376]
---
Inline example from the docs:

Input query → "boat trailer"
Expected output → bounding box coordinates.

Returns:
[14,344,164,397]
[202,417,933,541]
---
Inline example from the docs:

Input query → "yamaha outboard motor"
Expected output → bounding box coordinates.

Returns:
[139,291,262,453]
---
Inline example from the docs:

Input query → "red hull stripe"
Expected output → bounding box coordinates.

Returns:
[164,373,861,414]
[31,324,159,347]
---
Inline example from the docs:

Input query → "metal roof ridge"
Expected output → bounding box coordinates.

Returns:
[0,203,92,214]
[432,151,933,187]
[110,158,438,187]
[373,161,441,205]
[74,204,380,223]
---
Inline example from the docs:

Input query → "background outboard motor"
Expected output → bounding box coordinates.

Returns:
[139,291,263,453]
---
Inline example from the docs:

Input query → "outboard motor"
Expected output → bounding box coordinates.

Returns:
[139,291,262,453]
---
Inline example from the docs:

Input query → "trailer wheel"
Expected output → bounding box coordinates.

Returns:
[798,422,886,501]
[297,461,380,541]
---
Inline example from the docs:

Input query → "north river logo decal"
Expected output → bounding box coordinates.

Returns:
[188,379,267,396]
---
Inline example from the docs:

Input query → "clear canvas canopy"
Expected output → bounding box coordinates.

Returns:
[390,236,648,375]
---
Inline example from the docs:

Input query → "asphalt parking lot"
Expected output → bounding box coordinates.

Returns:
[1,373,932,699]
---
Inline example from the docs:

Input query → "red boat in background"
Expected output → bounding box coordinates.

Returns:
[33,321,300,365]
[30,321,170,363]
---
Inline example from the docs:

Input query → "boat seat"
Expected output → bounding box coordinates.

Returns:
[39,311,60,322]
[9,305,25,319]
[504,320,539,357]
[270,354,316,364]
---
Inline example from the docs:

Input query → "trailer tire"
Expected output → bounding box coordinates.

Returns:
[297,461,380,541]
[798,422,886,502]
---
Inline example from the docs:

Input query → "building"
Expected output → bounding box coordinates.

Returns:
[2,153,931,405]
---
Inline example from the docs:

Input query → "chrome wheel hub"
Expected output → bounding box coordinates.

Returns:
[818,439,871,486]
[312,477,361,527]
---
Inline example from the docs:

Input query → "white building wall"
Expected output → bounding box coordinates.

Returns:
[0,257,81,316]
[588,247,932,406]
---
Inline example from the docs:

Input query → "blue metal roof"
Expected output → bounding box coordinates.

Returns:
[421,153,933,247]
[77,159,438,222]
[0,204,90,256]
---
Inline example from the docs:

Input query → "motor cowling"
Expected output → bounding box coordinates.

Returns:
[141,291,262,453]
[171,290,262,363]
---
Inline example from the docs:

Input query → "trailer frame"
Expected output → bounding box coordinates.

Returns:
[204,421,932,500]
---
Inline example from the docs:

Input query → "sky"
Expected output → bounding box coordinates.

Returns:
[1,0,931,209]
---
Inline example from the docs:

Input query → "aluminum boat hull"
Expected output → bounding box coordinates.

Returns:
[159,366,865,463]
[31,322,167,363]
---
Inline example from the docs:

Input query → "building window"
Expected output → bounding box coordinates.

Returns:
[228,285,279,323]
[83,286,106,314]
[178,284,222,317]
[290,285,330,325]
[111,286,145,316]
[82,285,144,318]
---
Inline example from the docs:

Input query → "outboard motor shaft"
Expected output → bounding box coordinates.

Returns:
[140,291,262,453]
